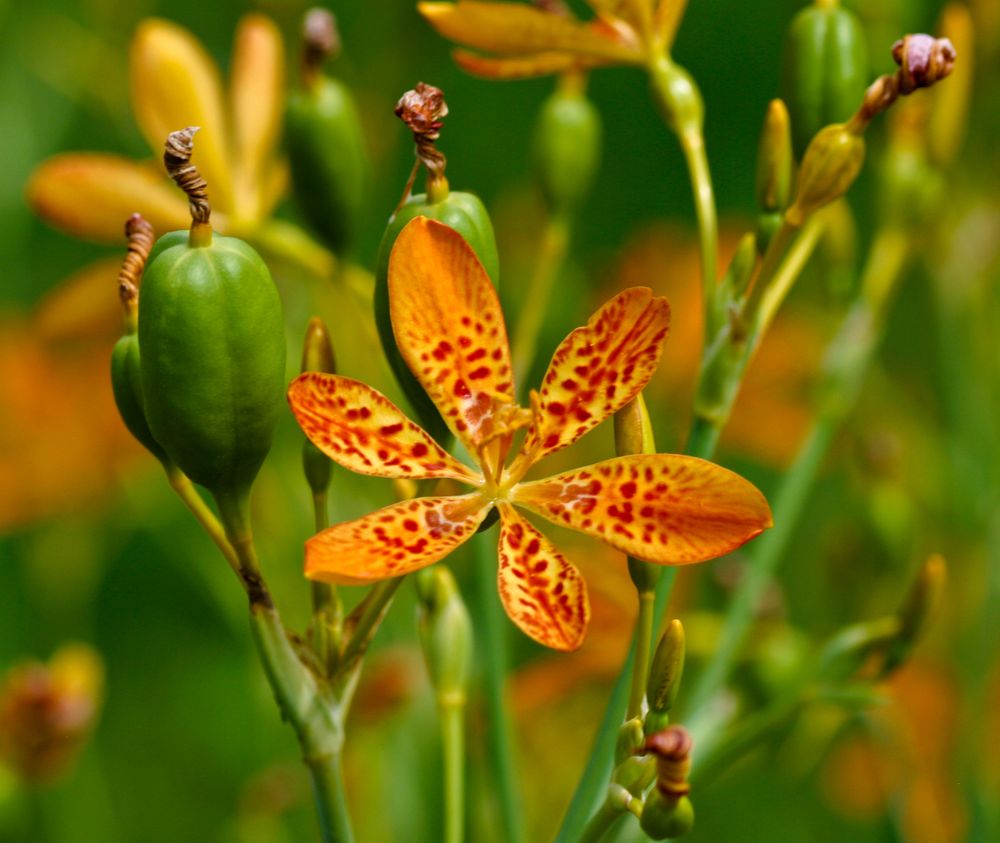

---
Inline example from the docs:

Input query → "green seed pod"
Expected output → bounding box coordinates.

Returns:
[140,129,286,498]
[532,77,602,214]
[785,123,866,226]
[284,9,368,255]
[640,791,695,840]
[782,1,869,157]
[415,567,473,703]
[111,214,169,464]
[300,317,336,495]
[375,84,499,441]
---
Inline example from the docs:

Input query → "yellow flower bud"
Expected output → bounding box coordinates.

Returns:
[785,124,865,226]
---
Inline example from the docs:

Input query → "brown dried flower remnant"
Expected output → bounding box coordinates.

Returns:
[395,82,449,184]
[118,213,155,315]
[164,127,211,226]
[303,7,340,84]
[645,725,693,798]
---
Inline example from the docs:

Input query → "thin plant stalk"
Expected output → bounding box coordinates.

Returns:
[307,751,355,843]
[471,529,524,843]
[441,699,465,843]
[512,211,571,384]
[626,587,656,721]
[685,226,911,721]
[165,467,238,573]
[575,800,624,843]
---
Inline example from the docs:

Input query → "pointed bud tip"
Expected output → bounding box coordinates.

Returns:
[301,316,336,374]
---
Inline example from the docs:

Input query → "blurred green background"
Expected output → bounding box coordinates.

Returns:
[1,0,998,842]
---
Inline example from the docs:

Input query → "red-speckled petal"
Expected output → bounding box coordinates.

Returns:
[288,372,481,484]
[517,288,669,468]
[511,455,773,565]
[389,217,522,456]
[496,503,590,651]
[306,494,492,584]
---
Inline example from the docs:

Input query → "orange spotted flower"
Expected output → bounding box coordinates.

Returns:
[288,217,772,651]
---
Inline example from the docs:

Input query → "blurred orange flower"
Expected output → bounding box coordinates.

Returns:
[28,14,286,243]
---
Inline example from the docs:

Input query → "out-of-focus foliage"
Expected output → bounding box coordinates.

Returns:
[1,1,997,842]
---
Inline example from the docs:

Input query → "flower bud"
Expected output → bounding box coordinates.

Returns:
[533,78,602,213]
[785,123,865,226]
[650,60,703,139]
[646,619,686,715]
[415,567,473,703]
[300,317,337,495]
[755,99,793,213]
[640,726,695,839]
[0,645,103,785]
[884,554,946,674]
[615,716,645,765]
[640,791,695,840]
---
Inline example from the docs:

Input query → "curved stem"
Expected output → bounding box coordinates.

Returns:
[512,212,571,385]
[441,700,466,843]
[626,590,656,721]
[165,466,238,574]
[678,129,718,316]
[471,530,524,843]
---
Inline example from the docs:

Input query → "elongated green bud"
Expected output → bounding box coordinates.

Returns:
[140,129,285,498]
[782,1,868,157]
[614,395,660,593]
[285,9,368,255]
[300,317,336,495]
[415,567,473,703]
[646,619,685,715]
[533,75,602,213]
[755,99,793,213]
[884,554,946,674]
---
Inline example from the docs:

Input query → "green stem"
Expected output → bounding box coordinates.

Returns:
[441,699,466,843]
[575,800,624,843]
[306,752,356,843]
[626,590,656,720]
[684,226,911,721]
[339,578,405,674]
[512,212,571,385]
[679,129,718,316]
[310,490,339,672]
[471,529,524,843]
[165,466,238,574]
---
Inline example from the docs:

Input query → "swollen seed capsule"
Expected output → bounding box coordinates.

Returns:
[782,1,868,157]
[285,10,367,255]
[139,129,286,498]
[533,80,602,213]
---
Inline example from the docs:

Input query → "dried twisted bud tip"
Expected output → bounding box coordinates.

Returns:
[645,725,693,799]
[164,127,211,227]
[303,8,340,74]
[395,82,449,143]
[893,34,956,94]
[118,213,155,315]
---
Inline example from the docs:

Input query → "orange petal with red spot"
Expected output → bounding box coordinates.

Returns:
[453,49,607,80]
[306,494,492,584]
[419,2,641,62]
[511,455,773,565]
[517,288,670,467]
[288,372,481,484]
[496,504,589,651]
[389,217,518,454]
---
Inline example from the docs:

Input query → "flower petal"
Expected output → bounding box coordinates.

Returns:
[517,287,670,467]
[306,494,491,584]
[389,216,519,455]
[130,18,233,211]
[419,2,641,63]
[453,48,607,80]
[27,154,191,243]
[288,372,482,484]
[497,503,589,651]
[511,455,773,565]
[230,13,284,221]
